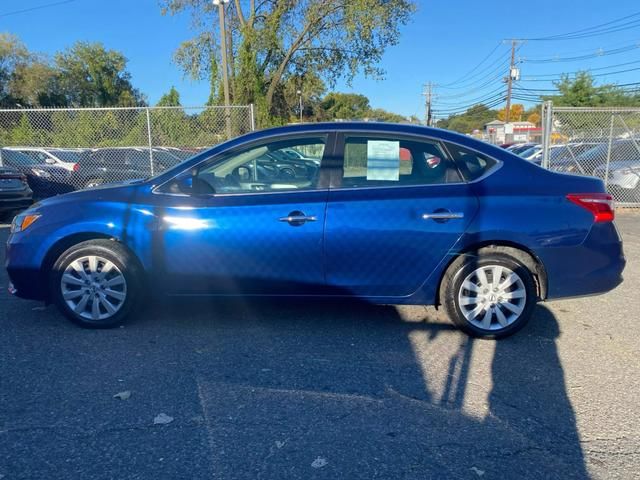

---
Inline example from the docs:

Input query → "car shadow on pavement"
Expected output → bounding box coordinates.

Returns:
[124,297,588,479]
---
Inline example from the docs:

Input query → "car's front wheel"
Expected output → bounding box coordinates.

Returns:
[51,240,142,328]
[441,253,537,338]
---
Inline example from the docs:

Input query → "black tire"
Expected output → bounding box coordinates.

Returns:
[441,252,537,339]
[50,240,143,328]
[84,178,104,189]
[280,168,296,179]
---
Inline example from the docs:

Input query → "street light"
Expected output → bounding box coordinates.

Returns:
[213,0,231,138]
[296,89,303,123]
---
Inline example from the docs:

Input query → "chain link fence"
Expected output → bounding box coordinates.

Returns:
[541,103,640,207]
[0,105,254,197]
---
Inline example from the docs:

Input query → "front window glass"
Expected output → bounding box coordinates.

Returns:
[160,136,326,195]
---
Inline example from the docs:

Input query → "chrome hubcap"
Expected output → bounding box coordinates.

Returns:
[60,255,127,321]
[458,265,526,331]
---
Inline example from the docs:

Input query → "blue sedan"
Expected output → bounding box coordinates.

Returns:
[5,123,625,337]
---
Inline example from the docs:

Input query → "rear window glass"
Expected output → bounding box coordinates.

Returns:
[445,143,497,181]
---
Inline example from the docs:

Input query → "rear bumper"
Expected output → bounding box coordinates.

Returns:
[539,222,625,300]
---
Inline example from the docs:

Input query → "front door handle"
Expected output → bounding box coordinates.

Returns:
[422,211,464,221]
[279,210,317,226]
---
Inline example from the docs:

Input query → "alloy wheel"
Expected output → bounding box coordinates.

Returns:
[457,265,527,331]
[60,255,127,321]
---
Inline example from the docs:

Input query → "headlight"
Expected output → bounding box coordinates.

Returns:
[31,168,52,179]
[11,213,40,233]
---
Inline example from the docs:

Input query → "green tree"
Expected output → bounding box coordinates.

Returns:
[365,108,408,123]
[55,42,146,107]
[437,104,498,134]
[317,93,371,120]
[0,33,64,107]
[544,72,640,107]
[161,0,415,122]
[157,86,181,106]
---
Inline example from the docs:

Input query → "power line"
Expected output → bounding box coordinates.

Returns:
[523,42,640,64]
[521,65,640,81]
[437,52,511,90]
[522,59,640,79]
[439,42,504,87]
[0,0,76,18]
[521,11,640,41]
[433,96,506,116]
[435,72,507,100]
[434,85,506,106]
[433,91,506,112]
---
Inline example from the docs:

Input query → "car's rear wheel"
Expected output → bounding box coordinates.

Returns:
[51,240,142,328]
[441,253,537,338]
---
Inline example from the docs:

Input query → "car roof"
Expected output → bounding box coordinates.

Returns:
[229,122,509,157]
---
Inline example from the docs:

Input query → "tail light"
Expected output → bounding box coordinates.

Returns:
[566,193,615,223]
[73,163,80,172]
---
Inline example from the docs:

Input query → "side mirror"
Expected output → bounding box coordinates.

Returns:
[45,158,56,164]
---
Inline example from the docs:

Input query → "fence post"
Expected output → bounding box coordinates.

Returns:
[145,107,154,176]
[604,114,615,189]
[249,103,256,131]
[541,100,553,169]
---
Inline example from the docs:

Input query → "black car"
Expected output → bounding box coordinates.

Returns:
[0,166,33,219]
[0,149,74,198]
[71,148,182,189]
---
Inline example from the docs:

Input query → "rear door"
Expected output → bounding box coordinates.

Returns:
[324,132,479,297]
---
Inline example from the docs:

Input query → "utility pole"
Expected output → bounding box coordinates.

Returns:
[422,82,434,126]
[504,39,520,124]
[213,0,232,138]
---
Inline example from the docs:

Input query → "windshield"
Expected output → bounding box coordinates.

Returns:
[0,149,40,166]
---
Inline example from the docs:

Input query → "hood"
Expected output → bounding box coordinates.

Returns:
[31,180,149,210]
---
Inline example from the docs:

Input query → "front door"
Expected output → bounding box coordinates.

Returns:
[153,133,332,295]
[324,133,479,297]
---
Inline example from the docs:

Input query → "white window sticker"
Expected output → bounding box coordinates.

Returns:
[366,140,400,181]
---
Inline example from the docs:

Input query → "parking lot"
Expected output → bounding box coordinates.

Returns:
[0,214,638,479]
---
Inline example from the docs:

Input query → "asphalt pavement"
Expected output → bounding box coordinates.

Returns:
[1,214,639,479]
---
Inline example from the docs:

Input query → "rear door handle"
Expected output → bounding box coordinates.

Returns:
[422,212,464,221]
[279,210,317,226]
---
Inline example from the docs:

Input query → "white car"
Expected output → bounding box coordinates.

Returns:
[594,160,640,201]
[3,147,83,172]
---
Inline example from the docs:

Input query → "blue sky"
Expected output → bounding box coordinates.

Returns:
[3,0,640,119]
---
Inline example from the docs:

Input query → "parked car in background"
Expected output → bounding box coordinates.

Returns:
[506,143,538,156]
[0,166,32,220]
[4,147,83,172]
[71,147,181,189]
[6,123,624,339]
[517,144,543,161]
[544,142,601,167]
[552,140,640,175]
[0,148,74,198]
[593,157,640,201]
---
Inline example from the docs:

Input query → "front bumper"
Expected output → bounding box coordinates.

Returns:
[5,235,49,301]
